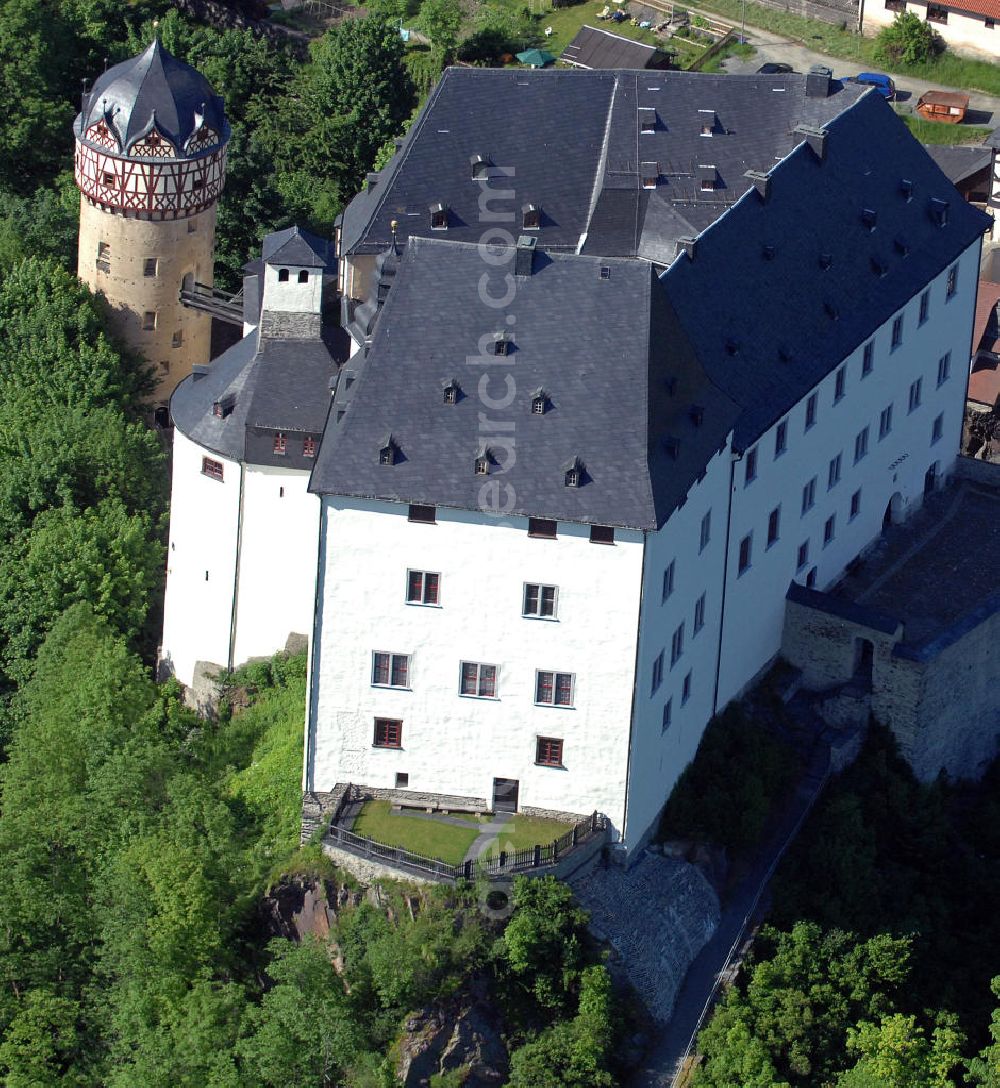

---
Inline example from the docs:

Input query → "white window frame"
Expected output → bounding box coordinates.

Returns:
[523,582,558,619]
[406,569,441,606]
[535,670,575,707]
[372,651,411,689]
[460,661,498,699]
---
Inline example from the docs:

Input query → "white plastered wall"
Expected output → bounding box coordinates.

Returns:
[864,0,1000,58]
[261,261,324,314]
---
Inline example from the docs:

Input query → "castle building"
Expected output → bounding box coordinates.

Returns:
[74,40,230,412]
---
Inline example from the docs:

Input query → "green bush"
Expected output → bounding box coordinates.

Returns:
[874,11,943,66]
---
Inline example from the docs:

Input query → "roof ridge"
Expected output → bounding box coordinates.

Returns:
[579,73,620,253]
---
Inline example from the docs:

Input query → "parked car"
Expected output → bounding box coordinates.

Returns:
[757,62,795,74]
[845,72,896,100]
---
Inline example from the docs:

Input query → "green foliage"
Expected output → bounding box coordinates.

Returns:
[836,1012,966,1088]
[416,0,463,58]
[404,44,446,97]
[659,702,798,850]
[969,978,1000,1086]
[874,11,942,66]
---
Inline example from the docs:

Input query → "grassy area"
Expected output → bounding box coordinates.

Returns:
[487,813,576,855]
[700,37,755,72]
[353,801,480,865]
[529,2,662,57]
[898,111,992,143]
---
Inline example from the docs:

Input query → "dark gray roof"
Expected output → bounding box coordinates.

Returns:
[561,25,664,70]
[663,90,990,449]
[309,237,739,530]
[923,143,992,186]
[339,67,865,265]
[262,226,331,268]
[76,39,228,156]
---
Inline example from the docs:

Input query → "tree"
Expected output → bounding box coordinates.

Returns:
[968,978,1000,1086]
[0,990,89,1088]
[874,11,943,66]
[836,1013,966,1088]
[416,0,463,60]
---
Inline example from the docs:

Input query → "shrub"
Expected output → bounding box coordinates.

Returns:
[874,11,943,66]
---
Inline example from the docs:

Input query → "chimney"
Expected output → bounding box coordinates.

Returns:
[366,172,379,192]
[794,124,827,162]
[514,235,536,277]
[805,64,832,98]
[676,236,697,261]
[744,169,770,201]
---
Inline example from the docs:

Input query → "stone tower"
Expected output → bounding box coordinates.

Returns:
[74,39,230,410]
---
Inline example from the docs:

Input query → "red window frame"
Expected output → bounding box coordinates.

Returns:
[303,436,316,457]
[460,662,497,698]
[372,652,409,688]
[201,457,224,481]
[273,432,287,455]
[407,570,440,605]
[536,670,573,706]
[536,737,564,766]
[374,718,402,748]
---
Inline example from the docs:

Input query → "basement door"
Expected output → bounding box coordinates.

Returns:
[492,778,519,813]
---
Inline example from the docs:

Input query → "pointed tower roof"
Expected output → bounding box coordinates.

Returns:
[76,39,228,156]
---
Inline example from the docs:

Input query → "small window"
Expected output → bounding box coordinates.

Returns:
[662,699,672,732]
[681,670,692,706]
[639,108,657,134]
[372,651,410,688]
[273,432,287,455]
[946,262,958,299]
[535,671,574,707]
[641,162,659,189]
[850,489,862,520]
[536,737,564,766]
[102,171,115,187]
[670,623,684,666]
[767,506,780,547]
[744,447,758,486]
[143,258,158,277]
[908,378,922,413]
[279,487,285,498]
[806,567,817,589]
[395,772,409,789]
[823,515,835,546]
[524,583,557,618]
[475,456,490,476]
[699,511,711,552]
[931,412,944,444]
[891,314,904,349]
[775,419,788,458]
[802,477,817,514]
[987,16,996,26]
[834,367,846,403]
[854,427,869,463]
[188,219,197,234]
[693,592,706,634]
[298,270,309,283]
[97,241,110,260]
[937,352,951,386]
[590,524,615,545]
[493,334,510,357]
[651,650,664,696]
[919,290,930,325]
[444,380,460,404]
[461,661,497,698]
[805,393,818,431]
[530,393,547,415]
[374,718,402,748]
[528,517,557,539]
[278,268,290,283]
[927,3,948,21]
[862,341,874,377]
[378,443,396,466]
[201,457,224,481]
[522,204,540,230]
[142,311,157,331]
[303,436,316,457]
[191,177,205,191]
[407,570,440,605]
[172,330,183,348]
[879,405,893,440]
[861,208,877,231]
[738,533,752,575]
[828,453,842,490]
[797,540,809,571]
[431,204,448,230]
[662,561,675,602]
[408,504,436,524]
[565,466,581,488]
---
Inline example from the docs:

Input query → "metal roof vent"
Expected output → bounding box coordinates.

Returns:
[493,331,511,356]
[744,169,770,201]
[475,446,492,476]
[515,235,536,277]
[522,203,540,230]
[430,202,448,230]
[470,153,490,179]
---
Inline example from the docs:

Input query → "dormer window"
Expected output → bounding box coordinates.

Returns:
[471,154,489,179]
[298,270,309,283]
[699,165,718,191]
[563,457,584,488]
[430,202,448,230]
[641,162,659,190]
[639,107,657,133]
[663,437,680,460]
[475,451,491,476]
[929,198,949,227]
[278,268,290,282]
[861,208,877,231]
[522,203,540,230]
[894,236,910,256]
[819,253,832,271]
[531,390,548,415]
[378,437,398,465]
[870,256,888,277]
[824,301,839,321]
[690,405,704,426]
[273,431,287,455]
[699,109,717,136]
[443,379,460,404]
[493,333,510,356]
[212,395,235,419]
[762,244,776,260]
[900,178,914,201]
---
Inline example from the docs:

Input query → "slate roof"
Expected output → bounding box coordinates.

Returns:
[969,279,1000,407]
[75,39,228,156]
[662,90,991,449]
[338,67,866,265]
[262,226,331,268]
[561,25,665,70]
[924,144,992,187]
[309,237,739,530]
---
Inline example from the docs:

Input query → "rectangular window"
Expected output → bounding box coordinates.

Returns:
[937,352,951,387]
[374,718,402,748]
[407,570,440,605]
[738,532,752,575]
[767,506,780,547]
[408,504,436,524]
[927,4,948,23]
[662,561,675,603]
[201,456,224,481]
[699,511,711,552]
[372,652,410,688]
[908,378,922,413]
[802,477,817,514]
[662,699,672,732]
[947,263,958,298]
[850,488,862,520]
[395,772,409,789]
[919,289,930,324]
[891,314,903,349]
[303,436,316,457]
[862,341,874,377]
[460,661,497,698]
[823,514,835,546]
[834,366,846,403]
[651,650,664,696]
[828,453,842,491]
[693,593,706,634]
[143,258,158,277]
[142,311,157,331]
[854,426,869,464]
[744,447,758,486]
[273,432,287,455]
[774,419,788,458]
[524,583,557,618]
[590,524,615,544]
[97,241,110,260]
[932,412,944,444]
[670,623,685,666]
[805,392,818,430]
[171,330,183,348]
[797,540,809,571]
[535,671,574,707]
[536,737,564,766]
[879,405,893,440]
[528,517,557,539]
[681,670,692,706]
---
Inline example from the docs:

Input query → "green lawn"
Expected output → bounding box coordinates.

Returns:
[485,813,577,855]
[352,801,480,865]
[898,112,992,144]
[529,2,662,58]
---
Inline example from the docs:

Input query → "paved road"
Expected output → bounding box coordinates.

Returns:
[722,25,1000,127]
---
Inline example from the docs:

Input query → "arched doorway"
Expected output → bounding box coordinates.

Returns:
[883,492,902,532]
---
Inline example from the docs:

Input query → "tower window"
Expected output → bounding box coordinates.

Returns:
[144,258,158,277]
[102,171,115,187]
[201,457,224,481]
[171,330,183,348]
[142,311,157,331]
[97,242,110,260]
[191,177,204,191]
[278,268,290,283]
[273,432,287,455]
[298,270,309,283]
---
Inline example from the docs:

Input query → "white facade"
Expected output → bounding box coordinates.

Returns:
[262,261,325,314]
[863,0,1000,58]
